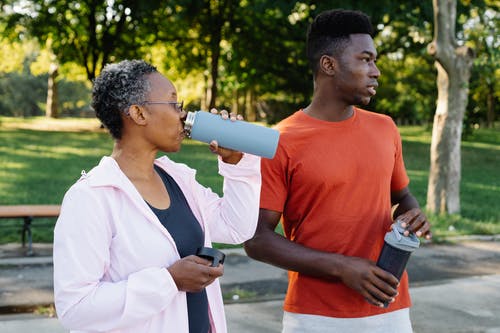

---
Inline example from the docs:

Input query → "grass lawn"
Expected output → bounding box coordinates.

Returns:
[0,117,223,244]
[399,125,500,238]
[0,116,499,244]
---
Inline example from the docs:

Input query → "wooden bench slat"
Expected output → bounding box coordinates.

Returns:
[0,205,61,218]
[0,205,61,256]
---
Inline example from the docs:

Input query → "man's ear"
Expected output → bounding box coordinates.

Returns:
[126,105,148,126]
[319,55,336,76]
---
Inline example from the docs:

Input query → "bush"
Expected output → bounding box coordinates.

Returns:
[0,72,46,116]
[0,72,91,117]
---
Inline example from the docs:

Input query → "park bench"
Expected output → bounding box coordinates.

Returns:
[0,205,60,256]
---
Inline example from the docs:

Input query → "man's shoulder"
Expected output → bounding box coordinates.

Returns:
[356,108,397,129]
[356,107,392,120]
[274,110,302,128]
[274,110,315,136]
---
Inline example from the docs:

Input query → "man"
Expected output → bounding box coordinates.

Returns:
[244,9,431,333]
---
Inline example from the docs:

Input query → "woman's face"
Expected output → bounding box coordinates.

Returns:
[142,73,186,152]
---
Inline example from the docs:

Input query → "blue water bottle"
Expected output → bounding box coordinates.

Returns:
[183,111,280,159]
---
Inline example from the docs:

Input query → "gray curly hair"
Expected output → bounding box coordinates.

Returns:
[91,59,158,139]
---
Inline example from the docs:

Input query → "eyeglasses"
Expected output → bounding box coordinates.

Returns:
[140,100,184,113]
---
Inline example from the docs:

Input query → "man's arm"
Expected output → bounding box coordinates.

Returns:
[244,208,399,307]
[391,187,432,239]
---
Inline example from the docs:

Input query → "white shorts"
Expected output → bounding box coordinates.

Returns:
[282,308,412,333]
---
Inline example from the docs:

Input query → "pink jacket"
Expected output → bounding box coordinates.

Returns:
[53,154,261,332]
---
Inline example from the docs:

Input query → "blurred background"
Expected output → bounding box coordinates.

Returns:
[0,0,498,129]
[0,0,499,243]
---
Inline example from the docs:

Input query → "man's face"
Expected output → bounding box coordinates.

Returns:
[334,34,380,106]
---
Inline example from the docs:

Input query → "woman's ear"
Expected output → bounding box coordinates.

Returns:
[126,105,148,126]
[319,55,336,76]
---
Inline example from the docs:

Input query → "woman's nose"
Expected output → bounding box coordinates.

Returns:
[179,110,187,121]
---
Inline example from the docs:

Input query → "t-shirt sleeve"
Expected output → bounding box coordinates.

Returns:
[260,142,288,212]
[391,125,410,191]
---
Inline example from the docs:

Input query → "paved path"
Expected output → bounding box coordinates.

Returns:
[225,275,500,333]
[1,239,499,332]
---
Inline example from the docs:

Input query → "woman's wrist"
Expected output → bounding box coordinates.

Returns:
[221,152,243,165]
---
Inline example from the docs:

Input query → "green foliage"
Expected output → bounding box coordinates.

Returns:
[399,125,500,230]
[0,72,46,116]
[0,71,91,117]
[373,55,436,123]
[463,6,500,128]
[57,79,92,116]
[2,0,172,80]
[0,1,498,125]
[428,213,500,240]
[0,32,40,73]
[227,1,311,103]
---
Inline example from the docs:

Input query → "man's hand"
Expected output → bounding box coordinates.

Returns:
[339,256,399,307]
[396,207,432,240]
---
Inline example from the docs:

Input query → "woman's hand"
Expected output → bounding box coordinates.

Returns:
[208,108,244,164]
[167,255,224,293]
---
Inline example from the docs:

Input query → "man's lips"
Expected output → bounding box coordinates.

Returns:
[367,84,378,96]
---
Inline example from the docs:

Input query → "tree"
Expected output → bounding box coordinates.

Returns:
[227,1,310,120]
[2,0,168,82]
[2,0,495,127]
[426,0,475,214]
[465,6,499,128]
[46,62,59,118]
[172,0,245,110]
[2,0,173,117]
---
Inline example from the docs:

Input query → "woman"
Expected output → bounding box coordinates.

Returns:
[53,59,261,333]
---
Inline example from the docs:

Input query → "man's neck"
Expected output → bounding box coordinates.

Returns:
[303,99,354,122]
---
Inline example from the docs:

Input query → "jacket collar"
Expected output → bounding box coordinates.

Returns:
[84,156,133,189]
[81,156,198,218]
[82,155,189,248]
[83,155,194,187]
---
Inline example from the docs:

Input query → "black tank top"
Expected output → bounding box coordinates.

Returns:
[148,164,209,333]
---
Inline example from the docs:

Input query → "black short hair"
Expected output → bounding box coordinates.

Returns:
[306,9,374,75]
[91,59,158,139]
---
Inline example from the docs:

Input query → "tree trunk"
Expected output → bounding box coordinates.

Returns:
[426,0,474,214]
[202,70,209,111]
[245,89,256,122]
[486,85,495,128]
[46,63,59,118]
[208,29,222,110]
[232,89,240,115]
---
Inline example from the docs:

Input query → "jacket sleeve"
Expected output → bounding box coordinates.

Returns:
[196,153,261,244]
[53,183,181,331]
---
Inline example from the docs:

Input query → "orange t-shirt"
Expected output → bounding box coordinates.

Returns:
[260,108,411,318]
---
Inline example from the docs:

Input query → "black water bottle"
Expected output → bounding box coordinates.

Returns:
[376,220,420,307]
[196,247,226,267]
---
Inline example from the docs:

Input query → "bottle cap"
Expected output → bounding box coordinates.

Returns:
[384,220,420,252]
[183,111,197,136]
